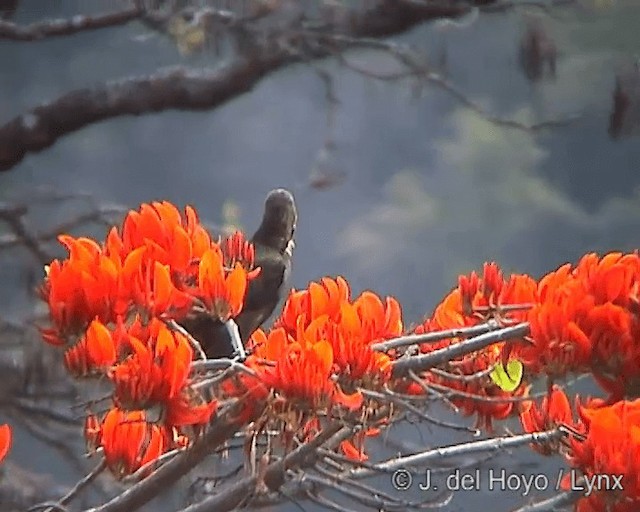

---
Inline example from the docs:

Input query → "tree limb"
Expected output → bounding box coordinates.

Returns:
[83,401,249,512]
[0,4,143,41]
[0,54,292,172]
[0,0,479,172]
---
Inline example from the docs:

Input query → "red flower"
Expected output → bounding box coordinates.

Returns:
[521,252,640,397]
[0,424,11,464]
[327,300,394,387]
[109,319,216,429]
[197,246,249,321]
[565,399,640,510]
[519,385,575,455]
[410,264,536,430]
[40,236,120,343]
[98,408,167,479]
[64,319,118,377]
[116,202,208,272]
[222,230,261,279]
[274,277,402,390]
[275,276,351,332]
[254,318,362,411]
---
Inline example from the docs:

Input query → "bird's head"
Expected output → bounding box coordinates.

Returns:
[252,188,297,254]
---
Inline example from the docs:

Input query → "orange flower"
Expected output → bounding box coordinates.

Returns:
[122,254,194,319]
[576,252,640,308]
[109,319,216,428]
[274,277,402,390]
[327,300,393,387]
[565,399,640,509]
[222,230,261,279]
[524,293,593,377]
[0,424,11,463]
[99,408,167,479]
[116,202,208,272]
[84,414,102,453]
[519,385,575,455]
[410,264,536,430]
[40,235,120,343]
[275,276,351,333]
[521,252,640,396]
[252,319,362,411]
[63,319,118,377]
[339,426,382,462]
[197,246,249,321]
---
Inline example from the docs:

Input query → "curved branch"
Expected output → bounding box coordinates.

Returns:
[0,55,292,171]
[0,0,479,172]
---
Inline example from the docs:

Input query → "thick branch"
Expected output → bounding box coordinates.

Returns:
[0,0,480,172]
[178,423,347,512]
[0,55,292,171]
[83,402,249,512]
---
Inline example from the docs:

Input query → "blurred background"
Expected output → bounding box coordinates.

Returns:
[0,0,639,510]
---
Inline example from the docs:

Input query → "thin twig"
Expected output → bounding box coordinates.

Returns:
[34,460,107,512]
[372,320,501,352]
[391,323,530,377]
[0,4,143,41]
[344,429,562,479]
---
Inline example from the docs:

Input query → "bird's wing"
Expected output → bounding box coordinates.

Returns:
[235,246,289,341]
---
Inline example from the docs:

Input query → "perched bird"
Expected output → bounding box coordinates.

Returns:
[181,188,297,359]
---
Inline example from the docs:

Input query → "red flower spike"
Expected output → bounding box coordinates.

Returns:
[197,247,248,321]
[110,320,192,408]
[412,263,536,431]
[222,231,260,279]
[84,414,102,453]
[275,276,351,334]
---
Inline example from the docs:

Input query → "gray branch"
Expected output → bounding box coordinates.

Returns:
[0,0,477,172]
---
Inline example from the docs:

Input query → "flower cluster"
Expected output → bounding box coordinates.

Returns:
[29,195,640,510]
[520,387,640,512]
[517,252,640,398]
[223,276,402,460]
[406,263,537,430]
[39,202,258,478]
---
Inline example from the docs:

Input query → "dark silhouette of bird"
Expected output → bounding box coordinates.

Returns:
[181,188,297,359]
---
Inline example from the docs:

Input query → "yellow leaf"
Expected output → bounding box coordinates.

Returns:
[489,359,523,392]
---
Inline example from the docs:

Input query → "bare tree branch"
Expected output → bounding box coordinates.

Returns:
[0,3,143,41]
[0,0,486,172]
[177,423,348,512]
[0,55,292,172]
[343,429,562,479]
[391,323,530,377]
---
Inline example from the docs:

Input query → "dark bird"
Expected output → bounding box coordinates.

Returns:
[181,188,297,359]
